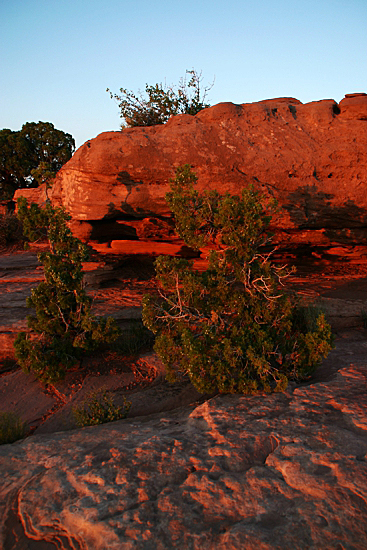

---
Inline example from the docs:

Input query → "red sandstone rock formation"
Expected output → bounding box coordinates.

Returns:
[339,92,367,120]
[15,93,367,247]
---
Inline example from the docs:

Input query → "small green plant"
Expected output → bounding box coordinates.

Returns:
[292,304,327,332]
[0,411,27,444]
[72,388,131,427]
[142,165,334,394]
[0,358,18,375]
[14,198,120,384]
[361,310,367,329]
[107,69,213,127]
[111,322,155,357]
[0,211,24,248]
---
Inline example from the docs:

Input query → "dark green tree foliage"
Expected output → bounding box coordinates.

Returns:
[14,198,119,384]
[142,165,333,394]
[107,70,212,127]
[0,122,75,199]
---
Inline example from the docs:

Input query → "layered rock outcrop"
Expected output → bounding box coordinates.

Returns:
[14,93,367,248]
[1,346,367,548]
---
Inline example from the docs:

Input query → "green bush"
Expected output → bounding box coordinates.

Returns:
[72,388,131,427]
[0,358,18,375]
[111,321,155,357]
[360,309,367,329]
[14,198,120,384]
[0,211,24,248]
[107,69,212,127]
[0,411,27,444]
[142,165,334,394]
[292,304,327,332]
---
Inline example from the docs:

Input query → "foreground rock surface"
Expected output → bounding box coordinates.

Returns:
[1,349,367,549]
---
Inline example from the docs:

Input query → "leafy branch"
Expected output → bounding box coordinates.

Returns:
[107,69,213,128]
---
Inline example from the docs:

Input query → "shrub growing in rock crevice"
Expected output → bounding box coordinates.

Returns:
[143,165,333,394]
[0,211,24,249]
[14,198,120,384]
[0,411,27,445]
[72,388,131,427]
[107,69,213,127]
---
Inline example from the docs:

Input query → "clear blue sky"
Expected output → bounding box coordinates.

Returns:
[1,0,366,149]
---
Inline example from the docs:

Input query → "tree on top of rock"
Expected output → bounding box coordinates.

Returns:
[107,69,213,128]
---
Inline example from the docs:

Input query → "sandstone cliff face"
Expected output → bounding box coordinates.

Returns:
[14,93,367,246]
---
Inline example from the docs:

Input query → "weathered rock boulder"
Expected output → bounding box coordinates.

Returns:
[339,92,367,120]
[1,346,367,548]
[14,93,367,247]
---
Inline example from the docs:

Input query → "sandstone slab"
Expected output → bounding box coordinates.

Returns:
[0,344,366,549]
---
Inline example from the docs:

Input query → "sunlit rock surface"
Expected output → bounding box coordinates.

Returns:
[14,93,367,247]
[1,358,367,549]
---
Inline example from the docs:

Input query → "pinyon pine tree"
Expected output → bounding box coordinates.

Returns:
[14,198,119,384]
[142,165,333,394]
